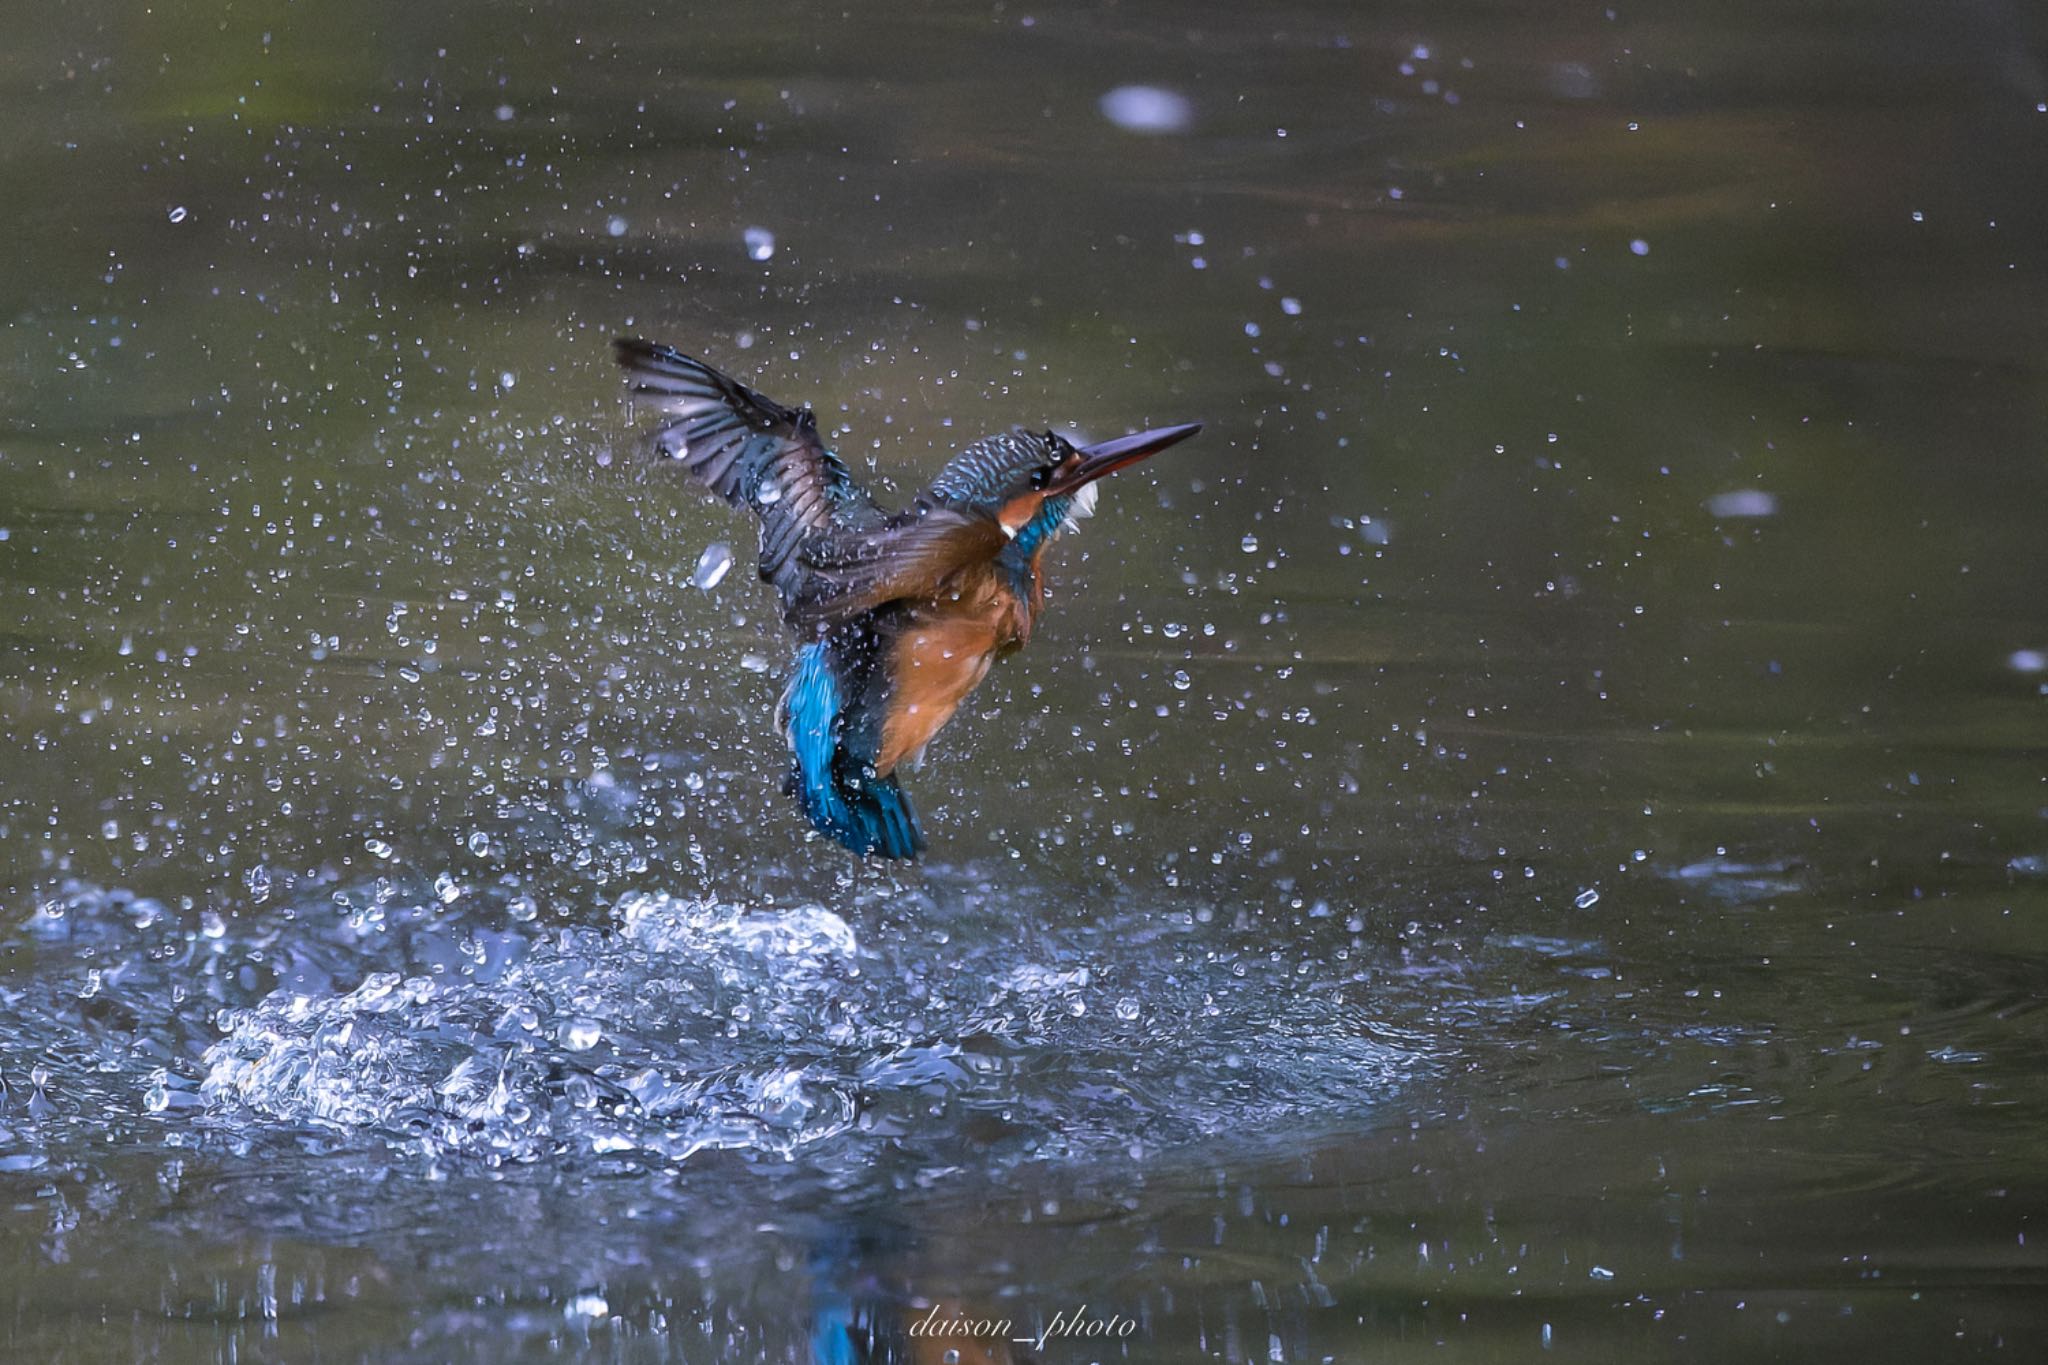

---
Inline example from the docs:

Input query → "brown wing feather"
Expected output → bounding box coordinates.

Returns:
[786,508,1012,629]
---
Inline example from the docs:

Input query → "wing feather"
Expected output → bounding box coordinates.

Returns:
[785,509,1010,628]
[613,339,1026,632]
[613,338,884,614]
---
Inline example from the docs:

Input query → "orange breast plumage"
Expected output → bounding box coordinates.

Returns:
[875,577,1032,774]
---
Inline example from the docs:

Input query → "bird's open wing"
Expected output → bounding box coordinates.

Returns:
[785,508,1011,629]
[613,338,883,611]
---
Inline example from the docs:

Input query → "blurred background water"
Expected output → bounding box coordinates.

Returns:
[3,0,2047,1360]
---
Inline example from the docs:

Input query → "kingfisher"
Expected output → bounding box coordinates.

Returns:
[612,337,1199,860]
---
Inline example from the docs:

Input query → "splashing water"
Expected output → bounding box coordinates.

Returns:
[3,879,1435,1178]
[199,895,879,1163]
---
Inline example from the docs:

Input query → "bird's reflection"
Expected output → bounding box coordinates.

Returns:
[809,1221,1033,1365]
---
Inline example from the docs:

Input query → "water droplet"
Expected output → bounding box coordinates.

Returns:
[691,542,735,590]
[562,1018,603,1051]
[2008,648,2046,674]
[1629,238,1650,256]
[467,830,491,856]
[1280,297,1303,315]
[1705,489,1777,518]
[564,1292,609,1322]
[1172,669,1192,691]
[743,226,776,261]
[1099,84,1195,133]
[606,214,628,237]
[1574,888,1601,909]
[1240,534,1259,553]
[364,837,394,860]
[167,205,188,224]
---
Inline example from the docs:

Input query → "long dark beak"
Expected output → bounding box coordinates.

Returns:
[1043,422,1203,497]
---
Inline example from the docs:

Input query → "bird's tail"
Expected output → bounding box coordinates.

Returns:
[781,644,926,860]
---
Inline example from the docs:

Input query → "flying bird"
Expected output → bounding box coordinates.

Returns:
[613,338,1199,859]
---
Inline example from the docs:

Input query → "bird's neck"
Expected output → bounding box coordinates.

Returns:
[992,542,1047,635]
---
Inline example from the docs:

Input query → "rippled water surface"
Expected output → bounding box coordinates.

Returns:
[5,0,2048,1360]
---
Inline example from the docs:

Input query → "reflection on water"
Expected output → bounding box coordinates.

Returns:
[5,0,2048,1358]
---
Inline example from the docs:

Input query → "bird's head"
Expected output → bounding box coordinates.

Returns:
[923,423,1202,555]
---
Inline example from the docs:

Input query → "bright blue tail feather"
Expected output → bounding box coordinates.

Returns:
[782,643,926,859]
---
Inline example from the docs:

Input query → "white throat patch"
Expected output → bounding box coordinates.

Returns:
[1060,478,1100,534]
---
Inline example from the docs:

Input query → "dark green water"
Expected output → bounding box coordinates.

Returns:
[4,0,2047,1360]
